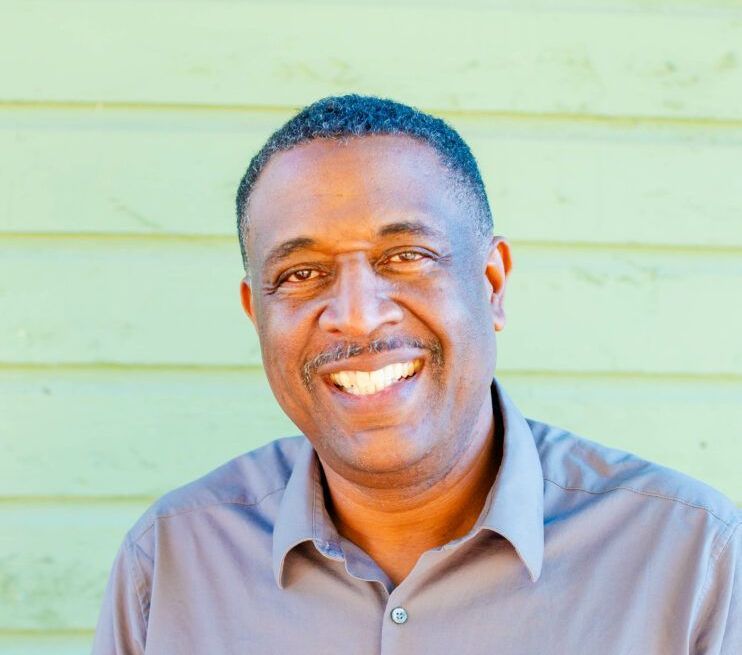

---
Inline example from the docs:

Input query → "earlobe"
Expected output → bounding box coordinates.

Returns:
[485,237,512,332]
[240,277,257,327]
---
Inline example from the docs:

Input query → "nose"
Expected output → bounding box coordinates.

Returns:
[318,254,404,336]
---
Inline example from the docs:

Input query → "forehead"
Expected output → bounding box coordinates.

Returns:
[246,135,471,268]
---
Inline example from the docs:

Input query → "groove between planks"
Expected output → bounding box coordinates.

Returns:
[2,233,742,257]
[3,99,742,130]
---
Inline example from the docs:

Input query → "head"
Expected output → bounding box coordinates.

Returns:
[236,95,511,489]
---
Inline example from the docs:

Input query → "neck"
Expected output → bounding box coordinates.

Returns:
[320,393,502,586]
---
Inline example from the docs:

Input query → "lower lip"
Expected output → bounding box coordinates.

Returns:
[323,369,422,411]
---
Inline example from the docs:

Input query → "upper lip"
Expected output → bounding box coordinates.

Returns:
[316,349,426,379]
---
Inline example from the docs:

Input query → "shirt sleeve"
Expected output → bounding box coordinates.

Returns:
[692,520,741,654]
[91,534,148,655]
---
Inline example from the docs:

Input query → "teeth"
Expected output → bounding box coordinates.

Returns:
[329,359,422,396]
[369,369,384,390]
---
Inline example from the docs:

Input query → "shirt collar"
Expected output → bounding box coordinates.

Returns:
[477,379,545,582]
[272,436,340,588]
[272,378,545,587]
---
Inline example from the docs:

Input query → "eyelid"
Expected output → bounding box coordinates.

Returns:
[382,248,432,263]
[279,267,324,284]
[292,269,318,280]
[390,251,422,259]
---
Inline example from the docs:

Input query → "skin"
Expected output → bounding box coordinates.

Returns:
[240,134,512,584]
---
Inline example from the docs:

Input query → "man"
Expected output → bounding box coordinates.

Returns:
[92,95,739,653]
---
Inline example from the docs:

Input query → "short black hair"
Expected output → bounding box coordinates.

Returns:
[235,94,493,273]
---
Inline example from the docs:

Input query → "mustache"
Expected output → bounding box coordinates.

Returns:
[302,335,443,388]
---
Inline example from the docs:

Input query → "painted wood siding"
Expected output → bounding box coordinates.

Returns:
[1,1,740,651]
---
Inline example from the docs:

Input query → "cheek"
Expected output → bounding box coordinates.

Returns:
[256,316,315,425]
[432,278,495,367]
[257,313,294,374]
[427,269,488,326]
[257,302,317,383]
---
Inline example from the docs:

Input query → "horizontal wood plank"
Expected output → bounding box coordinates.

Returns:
[505,373,741,502]
[1,238,740,374]
[1,2,741,121]
[0,368,296,498]
[2,108,741,248]
[0,634,92,655]
[1,368,739,501]
[0,503,146,631]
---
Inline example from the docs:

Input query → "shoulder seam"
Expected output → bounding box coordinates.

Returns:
[713,518,741,561]
[123,532,148,654]
[543,477,734,526]
[690,520,741,647]
[131,485,288,543]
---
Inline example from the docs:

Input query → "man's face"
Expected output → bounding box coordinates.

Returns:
[241,135,511,487]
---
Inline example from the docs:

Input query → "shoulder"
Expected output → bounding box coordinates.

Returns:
[528,418,740,531]
[127,434,307,543]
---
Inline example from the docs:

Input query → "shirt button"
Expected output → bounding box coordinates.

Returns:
[390,607,408,624]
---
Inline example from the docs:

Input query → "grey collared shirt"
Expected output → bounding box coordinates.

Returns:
[92,380,740,654]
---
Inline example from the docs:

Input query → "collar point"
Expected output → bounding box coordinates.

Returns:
[526,560,543,583]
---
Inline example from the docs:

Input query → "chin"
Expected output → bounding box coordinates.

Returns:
[320,426,435,480]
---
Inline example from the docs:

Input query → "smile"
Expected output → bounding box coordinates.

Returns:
[329,359,423,396]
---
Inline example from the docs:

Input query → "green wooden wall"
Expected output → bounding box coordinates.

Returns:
[1,1,741,652]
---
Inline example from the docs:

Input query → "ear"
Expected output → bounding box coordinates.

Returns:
[484,236,512,332]
[240,275,258,328]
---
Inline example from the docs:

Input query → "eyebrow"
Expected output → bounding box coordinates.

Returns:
[377,220,446,241]
[262,220,446,273]
[263,237,317,273]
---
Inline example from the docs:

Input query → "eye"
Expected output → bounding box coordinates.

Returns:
[282,268,322,284]
[386,250,427,264]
